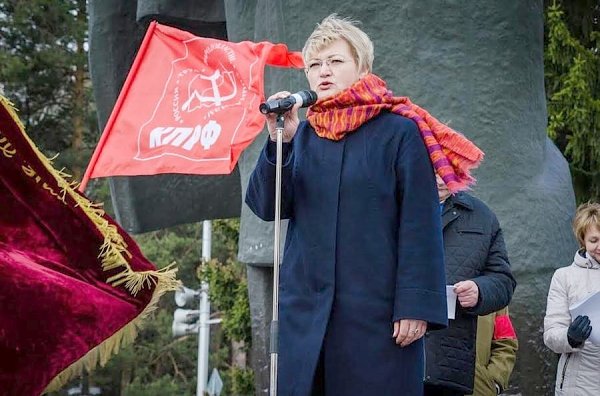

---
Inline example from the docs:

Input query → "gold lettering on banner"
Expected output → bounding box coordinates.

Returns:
[22,164,64,202]
[0,135,16,158]
[42,182,61,199]
[22,164,36,177]
[2,119,67,204]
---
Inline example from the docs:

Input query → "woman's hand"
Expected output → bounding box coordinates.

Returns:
[392,319,427,347]
[264,91,301,143]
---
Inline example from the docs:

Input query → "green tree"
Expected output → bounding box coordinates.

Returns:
[545,1,600,202]
[108,220,253,396]
[0,0,95,178]
[545,0,600,47]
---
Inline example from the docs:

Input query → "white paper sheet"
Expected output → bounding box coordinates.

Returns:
[569,290,600,345]
[446,285,457,320]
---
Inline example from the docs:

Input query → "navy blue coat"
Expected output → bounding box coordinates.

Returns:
[246,112,448,396]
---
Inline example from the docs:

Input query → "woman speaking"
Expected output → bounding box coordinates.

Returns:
[246,14,483,396]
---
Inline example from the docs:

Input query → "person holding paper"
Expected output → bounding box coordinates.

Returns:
[544,202,600,396]
[423,175,516,396]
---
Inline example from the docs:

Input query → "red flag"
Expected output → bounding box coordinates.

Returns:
[80,21,303,190]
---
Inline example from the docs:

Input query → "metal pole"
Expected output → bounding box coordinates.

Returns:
[81,371,89,396]
[198,220,212,396]
[270,114,285,396]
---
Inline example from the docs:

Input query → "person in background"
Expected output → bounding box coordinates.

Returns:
[424,175,517,396]
[544,202,600,396]
[246,14,483,396]
[470,307,518,396]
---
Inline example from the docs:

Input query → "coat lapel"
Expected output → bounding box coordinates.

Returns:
[442,193,473,229]
[442,203,460,229]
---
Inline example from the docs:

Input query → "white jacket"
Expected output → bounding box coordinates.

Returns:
[544,250,600,395]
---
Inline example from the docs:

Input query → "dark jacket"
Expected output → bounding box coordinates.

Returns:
[424,193,516,394]
[246,113,447,396]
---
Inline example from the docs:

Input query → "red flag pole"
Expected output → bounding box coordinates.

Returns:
[79,21,158,192]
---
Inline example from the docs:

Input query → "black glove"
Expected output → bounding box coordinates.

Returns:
[567,315,592,348]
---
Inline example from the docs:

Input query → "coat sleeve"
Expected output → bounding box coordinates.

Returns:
[470,218,516,316]
[244,138,294,221]
[486,308,518,392]
[393,122,447,330]
[544,269,580,354]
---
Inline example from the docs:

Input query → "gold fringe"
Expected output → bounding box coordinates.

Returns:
[43,264,178,393]
[1,96,182,392]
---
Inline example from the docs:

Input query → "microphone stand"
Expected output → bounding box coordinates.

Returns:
[270,113,285,396]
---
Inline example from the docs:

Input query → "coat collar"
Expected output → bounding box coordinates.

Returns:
[444,192,474,211]
[441,193,472,229]
[574,249,600,269]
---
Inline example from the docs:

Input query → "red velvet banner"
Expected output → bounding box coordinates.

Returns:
[0,97,178,395]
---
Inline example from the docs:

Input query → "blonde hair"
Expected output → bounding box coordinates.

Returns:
[302,14,374,74]
[573,202,600,247]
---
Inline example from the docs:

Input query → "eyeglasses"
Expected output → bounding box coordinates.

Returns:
[305,56,349,74]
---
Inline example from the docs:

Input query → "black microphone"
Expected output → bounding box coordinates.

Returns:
[259,90,318,114]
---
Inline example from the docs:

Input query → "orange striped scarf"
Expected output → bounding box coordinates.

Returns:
[306,74,484,193]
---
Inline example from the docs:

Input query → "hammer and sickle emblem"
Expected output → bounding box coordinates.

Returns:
[181,70,237,111]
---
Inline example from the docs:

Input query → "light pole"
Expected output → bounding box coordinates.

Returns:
[172,220,221,396]
[198,220,212,396]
